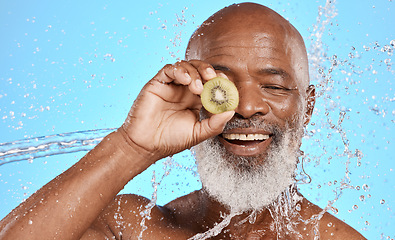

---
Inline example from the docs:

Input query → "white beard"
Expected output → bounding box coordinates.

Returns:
[193,118,303,213]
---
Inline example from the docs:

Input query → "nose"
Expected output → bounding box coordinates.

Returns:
[235,82,270,118]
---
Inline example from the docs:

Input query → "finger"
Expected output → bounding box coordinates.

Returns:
[172,61,195,85]
[174,61,204,95]
[188,60,217,82]
[151,64,173,83]
[153,63,192,85]
[154,61,205,96]
[190,77,204,95]
[194,110,235,142]
[216,71,229,80]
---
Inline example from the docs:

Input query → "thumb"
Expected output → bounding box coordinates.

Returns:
[194,111,235,143]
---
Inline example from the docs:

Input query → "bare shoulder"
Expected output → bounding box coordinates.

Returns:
[302,198,366,240]
[164,190,207,231]
[319,211,366,239]
[84,194,194,239]
[165,190,203,213]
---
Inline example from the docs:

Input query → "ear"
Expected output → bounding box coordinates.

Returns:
[304,85,315,126]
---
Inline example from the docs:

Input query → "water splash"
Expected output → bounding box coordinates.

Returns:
[302,0,393,238]
[0,128,115,166]
[138,157,173,239]
[187,210,241,240]
[308,0,338,94]
[267,185,304,239]
[0,1,393,239]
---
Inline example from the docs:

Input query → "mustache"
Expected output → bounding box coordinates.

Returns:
[222,113,282,134]
[200,110,302,139]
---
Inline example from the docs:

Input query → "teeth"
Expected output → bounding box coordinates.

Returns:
[222,133,269,141]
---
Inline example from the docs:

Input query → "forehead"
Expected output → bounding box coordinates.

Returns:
[193,26,296,76]
[189,11,296,61]
[201,30,288,59]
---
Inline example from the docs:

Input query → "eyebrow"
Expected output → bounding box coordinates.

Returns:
[212,65,291,80]
[258,68,290,80]
[211,63,292,84]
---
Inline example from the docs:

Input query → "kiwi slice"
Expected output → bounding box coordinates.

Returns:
[201,77,239,114]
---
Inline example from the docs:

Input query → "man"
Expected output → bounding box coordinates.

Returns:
[0,3,366,239]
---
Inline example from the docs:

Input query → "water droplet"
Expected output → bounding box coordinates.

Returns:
[359,195,365,201]
[28,220,33,225]
[327,222,332,227]
[331,207,338,214]
[353,205,358,210]
[248,211,257,224]
[295,204,301,211]
[380,199,385,204]
[362,184,370,191]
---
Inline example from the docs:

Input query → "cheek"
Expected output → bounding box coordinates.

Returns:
[269,95,303,121]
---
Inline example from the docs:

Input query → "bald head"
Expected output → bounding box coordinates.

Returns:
[186,2,310,90]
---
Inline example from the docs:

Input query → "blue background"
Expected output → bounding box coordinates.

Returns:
[0,1,393,239]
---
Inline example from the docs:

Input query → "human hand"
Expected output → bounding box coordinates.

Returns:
[120,60,235,160]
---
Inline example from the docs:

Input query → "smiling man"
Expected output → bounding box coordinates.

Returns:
[0,3,366,239]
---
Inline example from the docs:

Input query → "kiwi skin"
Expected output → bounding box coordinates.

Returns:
[201,77,239,114]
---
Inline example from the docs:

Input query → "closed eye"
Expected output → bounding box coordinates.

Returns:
[265,86,285,90]
[262,85,290,90]
[260,85,296,96]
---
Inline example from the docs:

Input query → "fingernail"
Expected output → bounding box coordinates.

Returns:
[206,68,217,78]
[196,79,203,90]
[184,73,192,81]
[218,72,228,79]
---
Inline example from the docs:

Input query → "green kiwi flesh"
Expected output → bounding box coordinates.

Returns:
[201,77,239,114]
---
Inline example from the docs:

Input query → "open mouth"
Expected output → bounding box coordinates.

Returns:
[218,132,273,156]
[221,133,271,145]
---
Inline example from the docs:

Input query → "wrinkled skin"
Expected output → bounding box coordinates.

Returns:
[0,3,366,240]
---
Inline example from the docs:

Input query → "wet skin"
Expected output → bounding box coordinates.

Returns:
[186,3,315,160]
[193,25,307,157]
[0,3,366,240]
[88,4,365,239]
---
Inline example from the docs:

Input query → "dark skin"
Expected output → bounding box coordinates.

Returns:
[0,3,366,239]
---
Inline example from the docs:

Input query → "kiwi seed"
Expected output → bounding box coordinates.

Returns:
[201,77,239,114]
